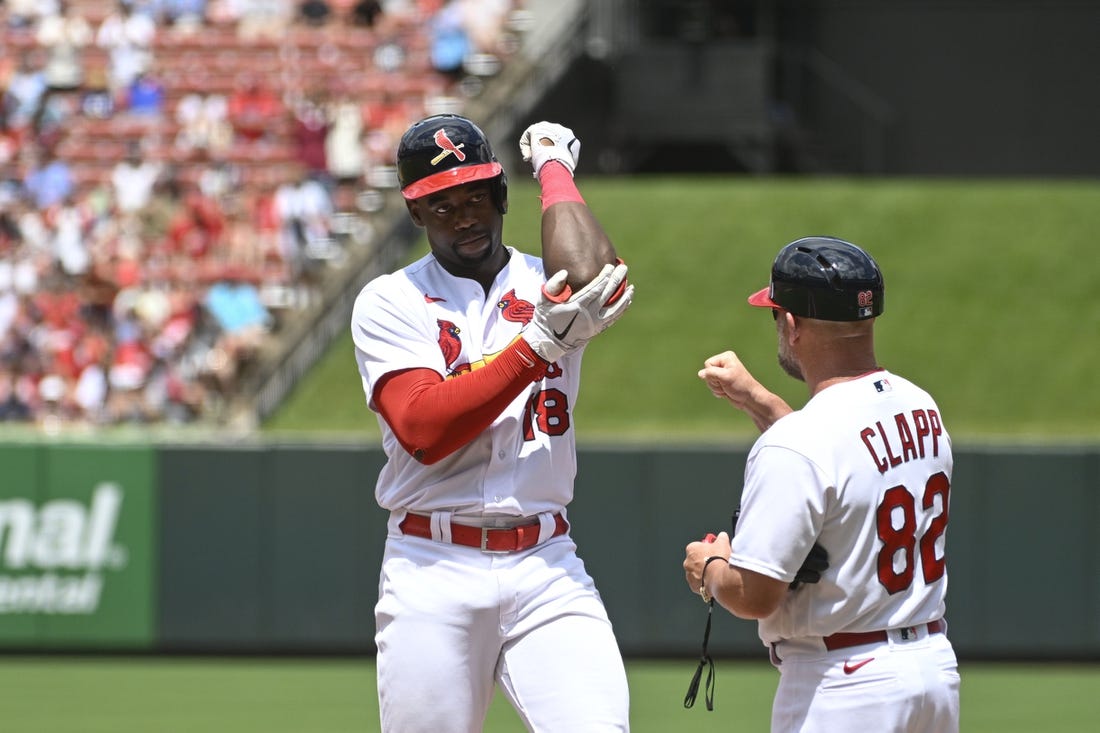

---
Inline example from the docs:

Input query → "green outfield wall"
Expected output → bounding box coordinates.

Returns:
[0,442,1096,659]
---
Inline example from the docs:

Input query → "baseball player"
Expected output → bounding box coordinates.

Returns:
[683,237,959,732]
[351,114,634,732]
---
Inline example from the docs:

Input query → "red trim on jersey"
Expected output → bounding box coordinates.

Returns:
[401,162,503,200]
[538,161,586,212]
[374,339,548,464]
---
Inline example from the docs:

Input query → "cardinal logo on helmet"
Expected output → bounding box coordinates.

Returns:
[431,129,467,165]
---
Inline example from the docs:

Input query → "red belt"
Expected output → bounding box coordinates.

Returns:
[398,512,568,552]
[823,619,944,651]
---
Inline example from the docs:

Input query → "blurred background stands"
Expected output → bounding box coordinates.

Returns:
[0,0,532,431]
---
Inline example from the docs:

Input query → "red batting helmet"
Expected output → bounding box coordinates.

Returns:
[396,114,507,213]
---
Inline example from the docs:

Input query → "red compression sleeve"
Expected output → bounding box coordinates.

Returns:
[374,339,548,464]
[538,160,586,212]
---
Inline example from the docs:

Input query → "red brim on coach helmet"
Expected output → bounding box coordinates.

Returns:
[747,286,780,309]
[401,162,503,200]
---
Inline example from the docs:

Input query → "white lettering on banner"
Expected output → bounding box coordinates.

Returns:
[0,573,104,613]
[0,483,127,615]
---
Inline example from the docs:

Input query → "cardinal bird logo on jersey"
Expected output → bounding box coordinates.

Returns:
[424,293,446,303]
[431,129,467,165]
[437,319,462,366]
[497,289,535,324]
[436,319,470,375]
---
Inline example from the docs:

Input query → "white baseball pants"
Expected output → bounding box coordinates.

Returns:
[375,533,630,732]
[770,628,960,732]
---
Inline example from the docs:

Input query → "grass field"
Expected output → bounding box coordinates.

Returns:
[4,656,1099,732]
[262,176,1100,444]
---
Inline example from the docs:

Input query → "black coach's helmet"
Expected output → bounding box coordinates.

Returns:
[748,236,884,321]
[396,114,507,213]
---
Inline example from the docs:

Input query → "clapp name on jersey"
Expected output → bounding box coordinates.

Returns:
[858,408,943,474]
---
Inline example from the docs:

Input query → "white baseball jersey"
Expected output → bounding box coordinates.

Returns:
[729,369,953,646]
[350,247,584,517]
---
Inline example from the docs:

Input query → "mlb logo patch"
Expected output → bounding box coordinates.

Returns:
[874,378,892,393]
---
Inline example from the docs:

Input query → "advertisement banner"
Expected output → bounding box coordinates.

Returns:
[0,444,155,648]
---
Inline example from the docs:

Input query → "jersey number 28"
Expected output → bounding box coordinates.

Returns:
[876,471,950,594]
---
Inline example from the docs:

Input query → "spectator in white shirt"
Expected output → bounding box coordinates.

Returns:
[273,166,332,272]
[96,1,157,93]
[36,0,93,92]
[111,143,163,214]
[6,0,58,30]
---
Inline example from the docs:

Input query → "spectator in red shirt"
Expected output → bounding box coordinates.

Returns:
[165,181,225,260]
[291,90,329,179]
[227,72,284,144]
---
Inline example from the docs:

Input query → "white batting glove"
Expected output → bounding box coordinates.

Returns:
[522,262,634,363]
[519,121,581,178]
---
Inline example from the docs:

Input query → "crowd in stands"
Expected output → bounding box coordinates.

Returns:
[0,0,527,431]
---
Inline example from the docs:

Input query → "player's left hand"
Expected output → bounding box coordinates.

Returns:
[519,121,581,178]
[522,262,633,363]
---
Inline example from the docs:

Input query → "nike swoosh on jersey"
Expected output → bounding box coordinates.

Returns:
[552,314,578,341]
[842,657,875,675]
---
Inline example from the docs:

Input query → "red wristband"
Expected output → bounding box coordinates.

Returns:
[538,161,585,212]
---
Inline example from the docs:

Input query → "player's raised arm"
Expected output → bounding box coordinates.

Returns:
[519,121,617,290]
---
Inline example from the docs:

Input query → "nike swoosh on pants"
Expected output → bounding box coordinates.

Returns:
[842,657,875,675]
